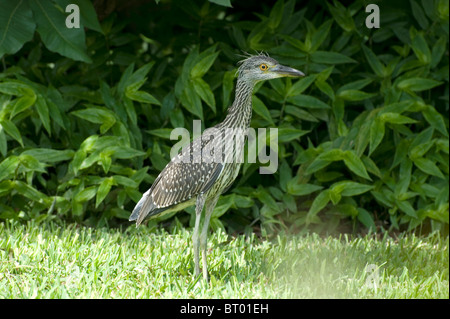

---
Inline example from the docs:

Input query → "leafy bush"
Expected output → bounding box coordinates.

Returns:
[0,0,448,234]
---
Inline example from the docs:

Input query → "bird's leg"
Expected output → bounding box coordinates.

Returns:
[200,195,219,281]
[193,194,206,277]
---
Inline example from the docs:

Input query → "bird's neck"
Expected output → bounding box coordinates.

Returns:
[221,79,254,128]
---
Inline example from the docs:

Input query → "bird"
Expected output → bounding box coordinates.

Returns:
[130,53,305,280]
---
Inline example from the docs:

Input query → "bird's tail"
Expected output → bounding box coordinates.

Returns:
[129,190,152,227]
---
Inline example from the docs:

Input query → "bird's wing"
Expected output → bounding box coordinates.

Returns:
[129,135,224,226]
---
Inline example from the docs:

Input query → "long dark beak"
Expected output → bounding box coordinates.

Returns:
[271,64,305,77]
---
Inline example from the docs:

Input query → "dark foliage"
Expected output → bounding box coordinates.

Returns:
[0,0,448,235]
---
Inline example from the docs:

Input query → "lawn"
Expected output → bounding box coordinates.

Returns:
[0,221,448,298]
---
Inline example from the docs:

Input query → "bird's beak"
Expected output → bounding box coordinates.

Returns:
[271,64,305,77]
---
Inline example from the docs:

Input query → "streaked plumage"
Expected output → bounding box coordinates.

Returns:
[130,53,304,280]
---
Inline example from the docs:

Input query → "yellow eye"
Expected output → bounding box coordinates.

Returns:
[259,63,268,71]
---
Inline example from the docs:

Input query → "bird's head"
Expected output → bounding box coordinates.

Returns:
[237,53,305,83]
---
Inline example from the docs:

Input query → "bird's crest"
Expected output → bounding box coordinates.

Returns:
[237,51,270,65]
[236,51,272,77]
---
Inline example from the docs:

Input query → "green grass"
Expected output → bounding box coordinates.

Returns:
[0,221,448,298]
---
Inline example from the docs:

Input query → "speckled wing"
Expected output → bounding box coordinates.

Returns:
[129,136,224,226]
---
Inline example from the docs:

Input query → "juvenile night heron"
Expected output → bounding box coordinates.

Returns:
[130,53,304,280]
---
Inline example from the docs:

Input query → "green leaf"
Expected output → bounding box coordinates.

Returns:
[397,77,443,91]
[331,181,374,197]
[71,107,116,134]
[35,95,51,135]
[22,149,74,163]
[338,90,376,101]
[100,152,112,173]
[222,70,235,109]
[410,32,431,64]
[288,94,330,109]
[330,191,342,205]
[19,154,46,173]
[181,84,203,120]
[128,62,156,89]
[337,79,373,94]
[362,45,385,77]
[305,149,344,174]
[379,112,418,124]
[282,193,297,212]
[315,79,335,100]
[327,1,355,32]
[0,119,23,147]
[410,0,429,29]
[310,20,333,52]
[231,25,247,49]
[80,151,101,170]
[342,150,371,180]
[208,0,232,8]
[0,124,6,156]
[14,180,49,202]
[409,127,434,150]
[71,150,86,175]
[268,0,284,30]
[282,34,308,52]
[437,0,449,20]
[150,152,168,172]
[234,195,254,208]
[316,66,334,82]
[100,81,127,121]
[305,158,331,174]
[435,139,449,154]
[278,128,309,143]
[193,77,216,112]
[279,160,291,192]
[0,180,13,196]
[422,105,448,136]
[369,118,385,155]
[287,179,323,195]
[176,48,199,99]
[0,0,36,57]
[46,89,66,130]
[319,148,345,162]
[310,51,356,64]
[396,159,412,195]
[147,128,174,139]
[431,36,447,68]
[96,177,114,208]
[109,146,145,159]
[284,105,318,122]
[117,63,135,97]
[11,94,36,119]
[125,90,161,105]
[287,75,316,97]
[212,194,235,218]
[307,190,330,219]
[412,157,445,179]
[357,208,376,230]
[425,203,449,223]
[252,96,274,125]
[396,199,417,218]
[362,155,381,178]
[0,156,19,182]
[74,186,97,203]
[191,51,220,78]
[255,188,279,212]
[0,81,34,96]
[29,0,92,63]
[77,0,103,33]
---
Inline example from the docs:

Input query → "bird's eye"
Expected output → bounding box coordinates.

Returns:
[259,63,268,71]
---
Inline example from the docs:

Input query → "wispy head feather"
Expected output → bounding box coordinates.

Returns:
[236,52,278,78]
